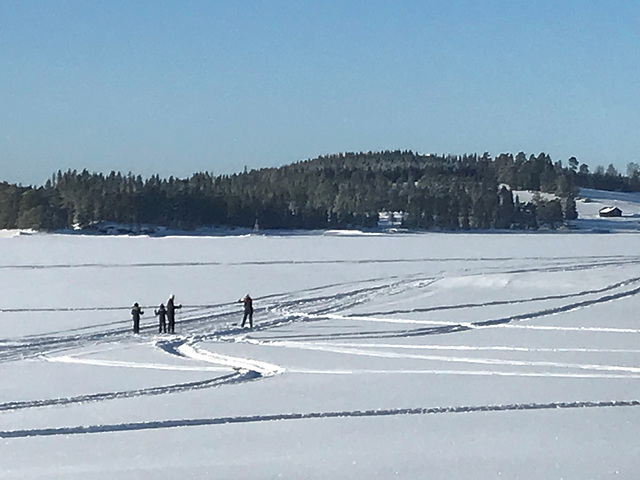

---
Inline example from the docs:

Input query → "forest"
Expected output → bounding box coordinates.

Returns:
[1,151,639,232]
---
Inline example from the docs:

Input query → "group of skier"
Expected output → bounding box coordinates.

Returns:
[130,294,182,334]
[130,293,254,334]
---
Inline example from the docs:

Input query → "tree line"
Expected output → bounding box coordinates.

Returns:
[1,151,637,232]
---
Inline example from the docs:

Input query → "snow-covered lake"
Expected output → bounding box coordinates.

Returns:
[1,230,639,479]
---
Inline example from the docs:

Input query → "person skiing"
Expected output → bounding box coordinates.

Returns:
[155,303,167,334]
[238,294,253,329]
[131,302,144,334]
[166,294,182,334]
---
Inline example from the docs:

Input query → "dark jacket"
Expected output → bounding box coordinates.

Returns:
[154,304,167,320]
[131,305,144,320]
[167,298,182,320]
[240,295,253,313]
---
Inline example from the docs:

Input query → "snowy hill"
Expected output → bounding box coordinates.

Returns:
[574,188,640,232]
[515,188,640,233]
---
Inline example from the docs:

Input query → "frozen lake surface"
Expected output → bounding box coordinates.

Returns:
[1,230,640,479]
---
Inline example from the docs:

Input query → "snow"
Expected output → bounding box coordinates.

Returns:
[512,190,559,203]
[509,187,640,232]
[0,229,36,238]
[574,188,640,232]
[2,191,640,478]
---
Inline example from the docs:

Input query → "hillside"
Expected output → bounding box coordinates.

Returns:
[1,151,640,233]
[573,188,640,232]
[0,151,580,232]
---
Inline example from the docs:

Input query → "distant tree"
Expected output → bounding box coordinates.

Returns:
[0,183,22,228]
[495,186,514,229]
[563,195,578,221]
[513,198,537,230]
[16,190,44,229]
[627,162,640,178]
[536,199,563,229]
[568,157,579,172]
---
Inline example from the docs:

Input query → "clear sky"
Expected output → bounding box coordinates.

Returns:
[2,0,639,186]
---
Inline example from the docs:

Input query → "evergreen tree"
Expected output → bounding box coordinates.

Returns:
[0,150,622,232]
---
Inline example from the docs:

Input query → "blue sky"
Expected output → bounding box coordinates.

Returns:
[2,0,639,185]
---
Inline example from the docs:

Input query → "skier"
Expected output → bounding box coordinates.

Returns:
[155,303,167,334]
[166,294,182,334]
[238,294,253,329]
[131,302,144,334]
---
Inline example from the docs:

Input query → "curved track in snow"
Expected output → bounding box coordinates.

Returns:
[2,252,640,440]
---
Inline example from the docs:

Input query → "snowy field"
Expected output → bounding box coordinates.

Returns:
[1,228,640,479]
[574,188,640,232]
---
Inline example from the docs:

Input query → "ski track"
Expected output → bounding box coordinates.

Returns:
[2,262,638,361]
[45,355,231,373]
[290,342,640,354]
[261,279,640,342]
[258,340,640,376]
[3,253,638,270]
[0,370,258,413]
[158,339,285,377]
[356,276,640,317]
[0,340,282,414]
[2,265,638,361]
[287,367,640,379]
[2,399,639,439]
[3,254,640,439]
